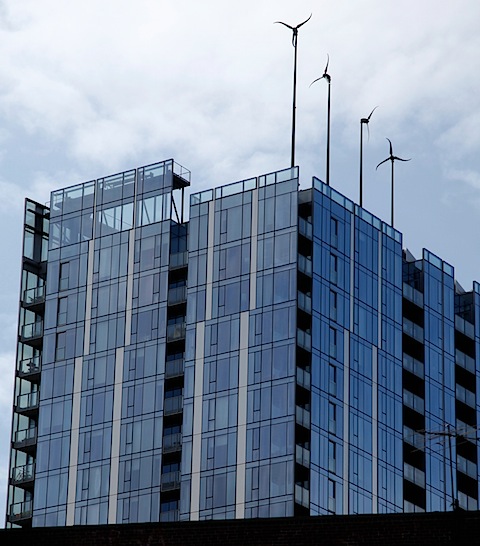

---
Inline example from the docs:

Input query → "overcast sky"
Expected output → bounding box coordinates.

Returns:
[1,0,479,523]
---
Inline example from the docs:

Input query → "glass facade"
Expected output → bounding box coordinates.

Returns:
[5,158,480,527]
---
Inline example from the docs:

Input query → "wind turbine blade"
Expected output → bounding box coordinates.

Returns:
[309,75,325,87]
[386,137,393,156]
[324,53,330,75]
[376,157,390,170]
[367,105,378,121]
[274,21,294,30]
[297,13,312,29]
[393,156,411,162]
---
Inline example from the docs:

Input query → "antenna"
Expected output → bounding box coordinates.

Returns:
[310,54,332,186]
[376,138,410,227]
[275,14,312,168]
[359,106,378,208]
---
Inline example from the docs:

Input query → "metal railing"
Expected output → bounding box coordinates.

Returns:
[296,405,310,428]
[455,315,475,339]
[298,255,312,276]
[297,291,312,314]
[294,483,310,508]
[295,444,310,467]
[296,367,311,390]
[403,319,423,342]
[403,354,424,378]
[455,349,475,374]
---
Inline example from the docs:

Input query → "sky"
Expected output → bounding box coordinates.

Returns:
[0,0,479,523]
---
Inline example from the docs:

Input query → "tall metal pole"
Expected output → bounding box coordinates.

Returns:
[326,80,331,185]
[359,107,377,208]
[359,120,363,207]
[276,15,312,169]
[391,158,394,227]
[291,35,298,168]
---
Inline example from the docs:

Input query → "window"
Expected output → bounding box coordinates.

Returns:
[329,327,337,358]
[58,297,68,326]
[56,332,66,360]
[328,402,336,434]
[331,217,338,248]
[330,290,338,321]
[330,254,338,285]
[59,262,70,291]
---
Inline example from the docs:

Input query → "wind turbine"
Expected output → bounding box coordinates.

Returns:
[275,14,312,168]
[359,106,378,208]
[376,138,410,228]
[310,55,331,186]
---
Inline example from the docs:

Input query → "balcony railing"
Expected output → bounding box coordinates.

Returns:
[160,470,181,492]
[11,463,35,486]
[298,255,312,276]
[297,328,312,351]
[295,444,310,467]
[403,354,424,378]
[299,218,313,240]
[403,319,423,342]
[159,509,179,522]
[21,321,43,342]
[402,283,423,307]
[163,432,182,453]
[164,395,183,416]
[167,323,186,342]
[18,356,41,378]
[13,427,37,450]
[165,358,184,378]
[455,315,475,339]
[456,349,475,374]
[296,367,311,390]
[294,483,310,508]
[169,252,188,269]
[8,500,33,523]
[23,285,45,307]
[15,391,39,414]
[168,286,187,306]
[297,291,312,314]
[296,405,310,428]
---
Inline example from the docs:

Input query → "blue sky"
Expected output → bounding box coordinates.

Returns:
[1,0,480,523]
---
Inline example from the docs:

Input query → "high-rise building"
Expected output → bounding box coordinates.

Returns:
[6,158,480,527]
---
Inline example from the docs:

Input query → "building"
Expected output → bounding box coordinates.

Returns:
[6,158,480,527]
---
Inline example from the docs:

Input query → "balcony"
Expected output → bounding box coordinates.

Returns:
[169,252,188,270]
[403,319,423,343]
[455,315,475,339]
[168,286,187,306]
[160,470,181,492]
[296,405,310,428]
[295,444,310,467]
[298,255,312,276]
[167,323,186,343]
[456,349,475,374]
[297,328,312,351]
[297,291,312,314]
[159,509,179,522]
[163,432,182,453]
[15,391,39,417]
[403,354,424,378]
[8,500,33,524]
[402,283,423,307]
[296,367,311,390]
[13,427,37,453]
[11,463,35,489]
[299,217,313,240]
[165,358,184,379]
[294,482,310,508]
[20,321,43,347]
[164,395,183,416]
[23,285,45,311]
[17,356,41,382]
